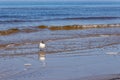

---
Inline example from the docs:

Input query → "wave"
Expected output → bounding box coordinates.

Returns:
[62,17,120,20]
[39,17,120,22]
[38,24,120,31]
[0,15,26,18]
[0,28,38,36]
[0,20,41,24]
[0,16,120,24]
[0,23,120,36]
[0,20,28,23]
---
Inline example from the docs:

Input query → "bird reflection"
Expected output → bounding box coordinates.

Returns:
[38,51,46,67]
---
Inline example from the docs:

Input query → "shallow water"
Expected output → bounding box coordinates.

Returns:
[0,1,120,80]
[0,27,120,80]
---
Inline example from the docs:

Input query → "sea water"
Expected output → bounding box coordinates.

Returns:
[0,1,120,30]
[0,1,120,80]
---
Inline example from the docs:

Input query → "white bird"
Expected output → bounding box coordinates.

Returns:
[39,41,46,50]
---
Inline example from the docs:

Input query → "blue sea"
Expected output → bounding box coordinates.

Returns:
[0,1,120,80]
[0,1,120,30]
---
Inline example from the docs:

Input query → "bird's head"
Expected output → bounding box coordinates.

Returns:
[41,41,44,43]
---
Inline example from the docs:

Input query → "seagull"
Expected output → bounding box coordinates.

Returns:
[39,41,46,50]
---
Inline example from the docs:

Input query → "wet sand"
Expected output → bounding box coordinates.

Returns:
[0,24,120,80]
